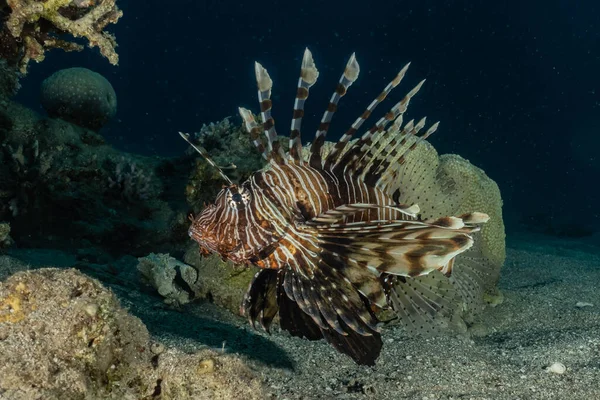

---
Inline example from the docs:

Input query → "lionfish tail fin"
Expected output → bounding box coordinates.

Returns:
[382,271,463,336]
[309,52,360,169]
[289,48,319,163]
[254,61,287,164]
[178,132,234,185]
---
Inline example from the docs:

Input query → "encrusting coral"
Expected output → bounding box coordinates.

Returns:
[0,0,122,73]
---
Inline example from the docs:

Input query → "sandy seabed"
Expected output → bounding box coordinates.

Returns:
[2,234,599,399]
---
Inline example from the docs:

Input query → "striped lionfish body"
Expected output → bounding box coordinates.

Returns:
[180,49,490,365]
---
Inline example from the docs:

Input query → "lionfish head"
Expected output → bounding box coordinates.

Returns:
[188,182,255,264]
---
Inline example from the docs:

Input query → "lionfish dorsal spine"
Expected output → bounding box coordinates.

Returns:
[330,78,428,174]
[254,62,287,164]
[289,48,319,164]
[323,62,412,170]
[238,107,268,160]
[308,52,360,169]
[178,131,234,185]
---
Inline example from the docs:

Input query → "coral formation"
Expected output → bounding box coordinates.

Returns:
[0,101,185,256]
[0,221,12,248]
[137,252,201,307]
[0,267,267,399]
[41,67,117,130]
[107,155,159,203]
[0,0,122,73]
[0,59,19,102]
[185,117,266,212]
[437,153,506,289]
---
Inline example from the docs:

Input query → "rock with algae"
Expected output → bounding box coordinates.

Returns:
[137,250,258,315]
[183,247,259,315]
[137,252,202,307]
[0,221,12,248]
[1,0,122,73]
[0,267,267,399]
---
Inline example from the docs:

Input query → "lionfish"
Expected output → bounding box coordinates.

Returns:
[180,49,489,365]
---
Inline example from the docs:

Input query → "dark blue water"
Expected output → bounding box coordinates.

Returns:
[13,0,600,238]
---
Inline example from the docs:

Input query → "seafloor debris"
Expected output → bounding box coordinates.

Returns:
[0,0,122,73]
[547,362,567,374]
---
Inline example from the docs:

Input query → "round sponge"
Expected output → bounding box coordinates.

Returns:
[41,67,117,130]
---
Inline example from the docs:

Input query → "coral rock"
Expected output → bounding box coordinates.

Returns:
[41,67,117,130]
[0,267,267,399]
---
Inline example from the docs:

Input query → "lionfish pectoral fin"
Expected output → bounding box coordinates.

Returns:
[305,202,420,225]
[310,213,489,338]
[321,324,382,366]
[312,215,480,278]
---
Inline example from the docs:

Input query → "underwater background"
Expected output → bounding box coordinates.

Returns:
[1,0,599,399]
[14,0,600,240]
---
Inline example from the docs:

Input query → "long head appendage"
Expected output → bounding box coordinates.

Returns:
[178,131,235,185]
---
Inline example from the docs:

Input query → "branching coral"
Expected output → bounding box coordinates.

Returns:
[107,156,159,203]
[1,0,122,73]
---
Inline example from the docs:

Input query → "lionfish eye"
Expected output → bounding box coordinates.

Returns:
[227,187,251,209]
[232,193,242,202]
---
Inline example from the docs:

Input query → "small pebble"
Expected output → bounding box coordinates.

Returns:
[83,303,98,317]
[547,362,566,374]
[150,342,165,355]
[198,358,215,374]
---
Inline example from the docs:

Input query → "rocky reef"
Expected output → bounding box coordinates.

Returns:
[0,101,188,257]
[0,267,267,399]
